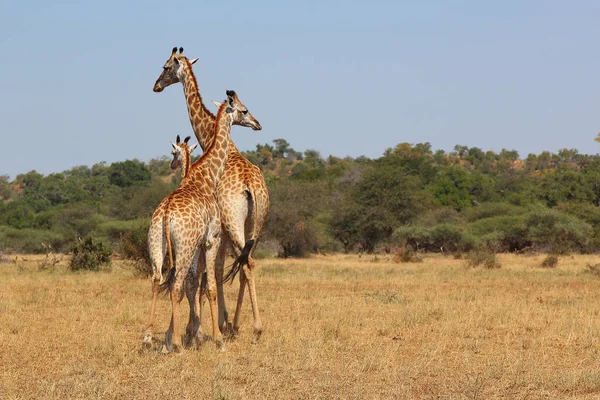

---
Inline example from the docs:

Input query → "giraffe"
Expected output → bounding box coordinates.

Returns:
[146,90,261,352]
[143,134,199,348]
[169,135,198,180]
[153,47,269,344]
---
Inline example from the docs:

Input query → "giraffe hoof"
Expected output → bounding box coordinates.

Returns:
[251,329,262,344]
[142,333,153,347]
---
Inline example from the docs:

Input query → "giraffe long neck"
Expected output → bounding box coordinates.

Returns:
[191,103,232,188]
[180,148,192,180]
[178,59,217,151]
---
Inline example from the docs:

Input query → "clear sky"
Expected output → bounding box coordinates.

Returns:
[1,1,600,179]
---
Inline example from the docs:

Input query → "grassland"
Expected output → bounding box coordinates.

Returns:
[1,253,600,399]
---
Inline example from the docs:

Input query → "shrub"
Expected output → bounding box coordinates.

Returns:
[464,202,527,222]
[119,222,152,276]
[467,215,530,252]
[393,223,473,253]
[525,207,592,254]
[466,247,500,269]
[70,236,112,271]
[393,245,422,263]
[430,223,470,253]
[416,207,463,227]
[0,226,68,253]
[540,254,558,268]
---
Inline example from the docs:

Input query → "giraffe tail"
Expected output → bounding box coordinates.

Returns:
[159,209,176,294]
[223,239,254,284]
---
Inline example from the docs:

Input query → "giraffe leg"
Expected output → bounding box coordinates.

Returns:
[143,276,161,347]
[215,237,230,334]
[206,218,225,351]
[163,248,193,353]
[228,230,263,343]
[184,248,204,348]
[243,256,262,344]
[144,221,166,347]
[232,269,246,337]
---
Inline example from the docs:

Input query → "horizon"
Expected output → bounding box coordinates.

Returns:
[2,1,600,180]
[4,137,598,180]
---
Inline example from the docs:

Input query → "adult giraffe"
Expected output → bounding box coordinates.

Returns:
[148,90,261,352]
[153,47,268,344]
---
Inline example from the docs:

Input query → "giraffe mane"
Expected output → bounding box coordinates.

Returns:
[189,100,229,172]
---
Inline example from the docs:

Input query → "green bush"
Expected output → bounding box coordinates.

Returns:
[466,247,500,269]
[0,226,68,253]
[70,237,112,271]
[393,223,473,253]
[525,207,592,254]
[467,215,530,252]
[464,202,527,222]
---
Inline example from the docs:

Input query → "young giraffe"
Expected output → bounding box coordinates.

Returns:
[143,134,199,348]
[147,90,261,352]
[154,47,269,344]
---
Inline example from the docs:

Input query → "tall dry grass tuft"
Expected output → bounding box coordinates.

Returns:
[1,253,600,399]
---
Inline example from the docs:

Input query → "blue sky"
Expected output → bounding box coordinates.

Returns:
[1,1,600,179]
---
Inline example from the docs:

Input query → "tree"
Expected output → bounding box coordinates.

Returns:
[108,160,151,188]
[264,180,328,257]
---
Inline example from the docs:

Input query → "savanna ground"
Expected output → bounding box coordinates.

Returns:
[1,253,600,399]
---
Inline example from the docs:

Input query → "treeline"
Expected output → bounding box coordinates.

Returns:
[1,140,600,257]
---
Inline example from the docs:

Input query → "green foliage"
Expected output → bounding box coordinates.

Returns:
[466,247,501,269]
[98,218,152,271]
[464,202,527,222]
[108,178,173,220]
[3,139,600,259]
[265,180,327,257]
[70,237,112,271]
[108,159,151,188]
[524,207,592,254]
[393,224,473,253]
[467,215,530,252]
[0,226,67,253]
[427,166,475,211]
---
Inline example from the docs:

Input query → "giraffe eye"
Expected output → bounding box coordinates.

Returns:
[242,110,248,115]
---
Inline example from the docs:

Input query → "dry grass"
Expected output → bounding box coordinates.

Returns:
[1,253,600,399]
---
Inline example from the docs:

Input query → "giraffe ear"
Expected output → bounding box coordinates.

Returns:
[176,135,181,144]
[184,136,191,144]
[189,58,199,65]
[189,143,199,153]
[212,100,222,108]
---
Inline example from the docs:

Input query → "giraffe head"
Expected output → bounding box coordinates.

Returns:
[153,47,198,92]
[170,135,198,175]
[213,90,262,131]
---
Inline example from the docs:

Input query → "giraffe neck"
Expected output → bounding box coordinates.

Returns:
[190,103,232,188]
[180,148,192,180]
[178,59,217,151]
